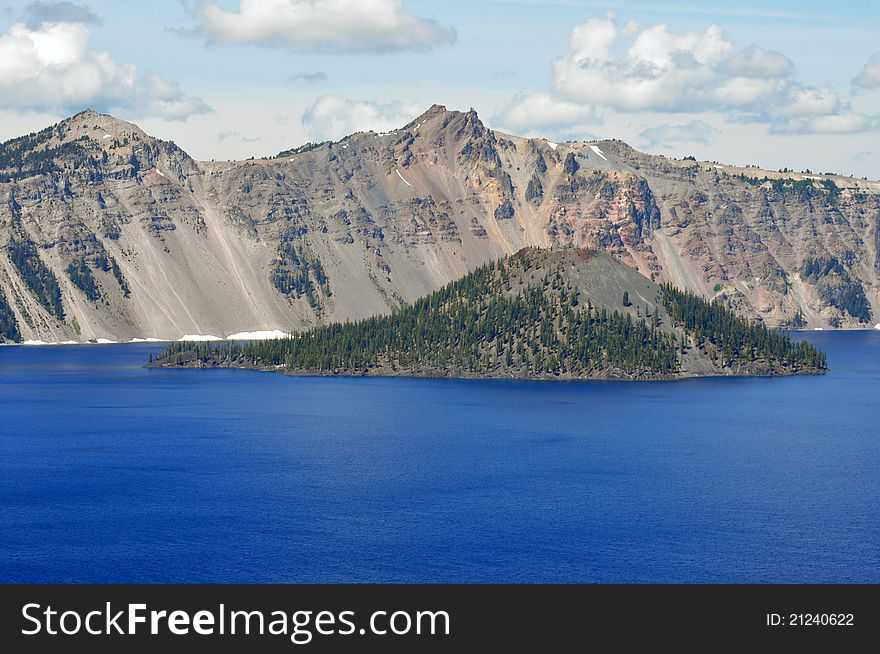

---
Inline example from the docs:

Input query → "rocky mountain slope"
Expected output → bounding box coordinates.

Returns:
[152,248,826,380]
[0,106,878,343]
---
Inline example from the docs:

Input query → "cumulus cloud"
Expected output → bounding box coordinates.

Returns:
[853,52,880,89]
[301,95,423,141]
[23,1,100,28]
[550,16,785,113]
[639,120,716,147]
[136,73,211,120]
[720,45,793,79]
[789,113,879,135]
[195,0,456,53]
[495,92,597,133]
[500,15,877,136]
[0,18,209,119]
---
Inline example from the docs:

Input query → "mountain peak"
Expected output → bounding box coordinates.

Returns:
[61,110,147,141]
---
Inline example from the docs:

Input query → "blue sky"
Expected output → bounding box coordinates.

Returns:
[0,0,878,177]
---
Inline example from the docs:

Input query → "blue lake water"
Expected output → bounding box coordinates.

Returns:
[1,331,879,583]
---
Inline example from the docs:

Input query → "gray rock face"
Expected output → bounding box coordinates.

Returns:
[1,106,878,343]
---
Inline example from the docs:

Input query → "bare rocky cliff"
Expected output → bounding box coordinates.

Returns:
[0,106,878,343]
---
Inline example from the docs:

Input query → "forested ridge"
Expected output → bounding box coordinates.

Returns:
[8,239,64,320]
[154,249,826,380]
[0,288,21,342]
[660,284,826,369]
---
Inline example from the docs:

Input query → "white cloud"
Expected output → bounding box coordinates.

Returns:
[301,95,423,141]
[23,1,100,28]
[708,77,784,107]
[780,86,841,117]
[0,19,209,119]
[627,23,731,68]
[495,92,596,133]
[567,14,618,63]
[138,74,212,120]
[853,52,880,89]
[550,17,731,112]
[791,114,879,135]
[639,120,716,147]
[501,15,878,137]
[195,0,455,53]
[721,45,793,79]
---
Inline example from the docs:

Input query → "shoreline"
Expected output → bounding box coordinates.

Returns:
[4,326,879,347]
[1,330,292,347]
[147,358,827,383]
[0,324,880,347]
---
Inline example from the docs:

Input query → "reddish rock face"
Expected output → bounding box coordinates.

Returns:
[0,107,877,343]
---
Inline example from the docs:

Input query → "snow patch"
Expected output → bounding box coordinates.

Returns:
[713,165,723,169]
[813,328,824,331]
[874,323,880,330]
[103,134,112,139]
[155,169,166,178]
[547,141,558,151]
[227,330,289,341]
[59,340,78,345]
[395,169,413,187]
[178,334,223,342]
[589,145,607,161]
[95,338,117,344]
[805,176,823,181]
[130,337,165,343]
[342,144,348,149]
[22,340,49,345]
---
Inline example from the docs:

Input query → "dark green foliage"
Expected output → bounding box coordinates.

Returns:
[272,242,331,310]
[8,239,64,319]
[66,258,101,301]
[0,126,90,182]
[622,291,631,307]
[823,283,871,323]
[275,141,329,158]
[737,174,762,186]
[660,284,825,369]
[0,288,21,342]
[801,256,844,280]
[159,257,682,378]
[736,174,841,204]
[780,178,819,200]
[94,253,131,297]
[157,251,826,379]
[784,310,807,329]
[821,179,841,204]
[801,256,871,323]
[159,252,828,378]
[111,259,130,297]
